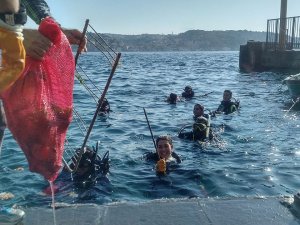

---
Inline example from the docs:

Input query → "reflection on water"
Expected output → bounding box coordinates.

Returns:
[0,51,299,207]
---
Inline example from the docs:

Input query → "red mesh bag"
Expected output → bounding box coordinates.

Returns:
[1,17,75,181]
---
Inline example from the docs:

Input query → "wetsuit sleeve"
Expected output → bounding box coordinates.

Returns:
[144,152,159,161]
[178,131,194,140]
[171,152,182,163]
[216,103,223,112]
[22,0,52,25]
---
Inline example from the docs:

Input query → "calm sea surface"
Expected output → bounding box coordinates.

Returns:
[0,51,299,207]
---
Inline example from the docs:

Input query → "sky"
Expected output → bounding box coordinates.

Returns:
[26,0,300,35]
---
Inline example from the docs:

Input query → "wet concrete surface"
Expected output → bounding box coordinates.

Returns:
[22,196,300,225]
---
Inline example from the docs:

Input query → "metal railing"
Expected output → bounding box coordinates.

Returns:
[266,16,300,50]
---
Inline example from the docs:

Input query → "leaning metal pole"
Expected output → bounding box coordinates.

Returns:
[71,53,121,172]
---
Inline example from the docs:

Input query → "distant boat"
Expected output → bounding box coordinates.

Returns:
[283,73,300,99]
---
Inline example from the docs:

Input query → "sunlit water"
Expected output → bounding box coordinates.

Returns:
[0,51,300,208]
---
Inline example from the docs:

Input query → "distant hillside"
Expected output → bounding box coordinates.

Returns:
[84,30,266,52]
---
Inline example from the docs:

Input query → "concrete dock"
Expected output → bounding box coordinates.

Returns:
[22,196,300,225]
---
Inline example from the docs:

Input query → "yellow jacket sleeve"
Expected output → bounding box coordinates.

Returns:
[0,26,25,93]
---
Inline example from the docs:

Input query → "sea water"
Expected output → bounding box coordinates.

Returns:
[0,51,299,208]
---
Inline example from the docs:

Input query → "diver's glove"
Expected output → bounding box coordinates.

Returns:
[156,158,166,174]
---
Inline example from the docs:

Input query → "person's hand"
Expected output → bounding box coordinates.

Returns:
[62,28,87,53]
[23,28,87,61]
[23,29,52,60]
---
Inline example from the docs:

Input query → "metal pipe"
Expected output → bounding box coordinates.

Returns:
[279,0,287,50]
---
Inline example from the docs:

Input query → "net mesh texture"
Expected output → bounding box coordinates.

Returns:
[1,17,75,181]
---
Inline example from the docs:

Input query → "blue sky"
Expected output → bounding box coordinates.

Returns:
[26,0,300,34]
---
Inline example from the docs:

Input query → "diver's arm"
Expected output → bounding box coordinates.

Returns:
[21,0,51,24]
[178,131,194,140]
[22,0,86,59]
[22,0,87,51]
[215,103,224,114]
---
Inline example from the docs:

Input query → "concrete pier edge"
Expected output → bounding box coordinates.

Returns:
[22,194,300,225]
[239,40,300,73]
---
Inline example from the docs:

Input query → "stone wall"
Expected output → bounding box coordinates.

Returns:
[239,41,300,73]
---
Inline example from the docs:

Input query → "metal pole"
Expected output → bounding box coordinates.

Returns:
[266,20,270,49]
[81,53,121,150]
[70,53,121,172]
[275,19,279,50]
[75,19,89,66]
[279,0,287,50]
[291,17,296,49]
[143,108,157,151]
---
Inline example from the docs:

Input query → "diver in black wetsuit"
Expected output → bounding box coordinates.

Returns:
[167,93,180,104]
[144,135,181,174]
[98,98,110,115]
[182,85,194,98]
[193,103,210,120]
[65,145,109,187]
[215,90,239,115]
[178,116,213,142]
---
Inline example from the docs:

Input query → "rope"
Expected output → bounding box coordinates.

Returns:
[285,97,300,115]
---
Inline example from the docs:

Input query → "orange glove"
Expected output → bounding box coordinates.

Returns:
[156,158,166,174]
[0,26,25,93]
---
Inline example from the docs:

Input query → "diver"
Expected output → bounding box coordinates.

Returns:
[182,85,194,98]
[193,103,210,120]
[65,143,110,188]
[215,90,240,115]
[144,135,181,175]
[98,98,111,116]
[178,116,213,142]
[43,143,110,197]
[167,93,180,104]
